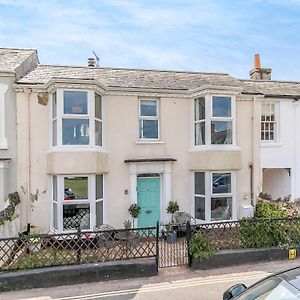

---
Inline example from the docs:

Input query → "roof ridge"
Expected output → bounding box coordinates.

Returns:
[37,64,230,76]
[240,79,300,84]
[0,47,36,51]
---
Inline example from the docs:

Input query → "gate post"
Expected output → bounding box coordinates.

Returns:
[186,221,192,267]
[156,221,159,271]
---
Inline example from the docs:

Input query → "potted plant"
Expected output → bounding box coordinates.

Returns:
[165,223,177,244]
[189,233,216,263]
[128,204,141,228]
[166,200,180,223]
[28,236,42,253]
[123,220,132,230]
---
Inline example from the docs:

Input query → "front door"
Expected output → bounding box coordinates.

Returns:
[137,177,160,228]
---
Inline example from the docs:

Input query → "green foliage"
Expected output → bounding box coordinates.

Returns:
[166,201,180,214]
[189,233,216,260]
[0,192,20,225]
[239,219,300,248]
[123,220,132,229]
[128,204,141,219]
[255,201,288,218]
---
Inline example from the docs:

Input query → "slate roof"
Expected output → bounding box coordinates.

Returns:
[15,60,300,97]
[0,47,37,72]
[240,80,300,97]
[17,65,241,91]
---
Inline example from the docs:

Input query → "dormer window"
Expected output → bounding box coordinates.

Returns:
[194,95,235,146]
[51,90,102,147]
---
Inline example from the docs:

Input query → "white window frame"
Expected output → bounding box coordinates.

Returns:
[0,84,8,149]
[51,89,103,148]
[261,102,278,143]
[139,99,160,140]
[193,95,236,148]
[191,171,236,222]
[50,174,105,233]
[194,97,205,146]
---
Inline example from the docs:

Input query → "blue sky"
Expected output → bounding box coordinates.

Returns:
[0,0,300,81]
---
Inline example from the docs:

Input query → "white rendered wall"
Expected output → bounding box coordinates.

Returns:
[262,168,291,199]
[261,100,300,199]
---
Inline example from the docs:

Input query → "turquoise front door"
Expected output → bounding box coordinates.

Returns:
[137,177,160,228]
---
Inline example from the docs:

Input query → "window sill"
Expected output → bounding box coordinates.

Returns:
[260,142,282,148]
[47,146,108,153]
[136,140,165,145]
[0,143,8,150]
[189,145,241,152]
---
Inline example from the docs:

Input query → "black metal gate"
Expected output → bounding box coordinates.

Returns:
[157,222,191,268]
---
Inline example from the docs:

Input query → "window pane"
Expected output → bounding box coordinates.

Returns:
[212,173,231,194]
[52,120,57,146]
[52,92,57,119]
[195,196,205,220]
[64,91,88,115]
[212,96,231,117]
[62,119,89,145]
[64,177,88,200]
[95,93,102,119]
[96,175,103,199]
[195,97,205,120]
[195,172,205,195]
[195,122,205,145]
[53,202,58,229]
[63,204,90,230]
[96,201,103,227]
[142,120,158,139]
[211,121,232,144]
[53,175,57,201]
[211,197,232,221]
[140,100,157,116]
[95,120,102,146]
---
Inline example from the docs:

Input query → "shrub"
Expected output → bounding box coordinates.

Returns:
[239,218,291,248]
[255,200,288,218]
[255,197,300,218]
[189,233,216,260]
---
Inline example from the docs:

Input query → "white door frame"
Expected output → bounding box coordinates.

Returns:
[128,161,172,223]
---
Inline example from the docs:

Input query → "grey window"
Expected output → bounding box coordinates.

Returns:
[194,97,205,145]
[139,100,159,139]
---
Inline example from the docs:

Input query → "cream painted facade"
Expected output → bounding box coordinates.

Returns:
[15,83,260,233]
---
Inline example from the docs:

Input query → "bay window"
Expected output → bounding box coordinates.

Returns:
[193,171,234,222]
[194,95,234,146]
[51,90,102,147]
[51,174,104,232]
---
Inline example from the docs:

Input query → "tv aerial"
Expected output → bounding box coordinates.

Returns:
[92,51,100,67]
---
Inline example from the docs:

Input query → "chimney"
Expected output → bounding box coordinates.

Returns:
[249,54,272,80]
[88,57,95,67]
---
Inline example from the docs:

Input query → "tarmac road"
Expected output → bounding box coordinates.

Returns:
[2,258,300,300]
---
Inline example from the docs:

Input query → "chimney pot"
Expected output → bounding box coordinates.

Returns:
[88,57,95,67]
[254,54,261,69]
[249,54,272,80]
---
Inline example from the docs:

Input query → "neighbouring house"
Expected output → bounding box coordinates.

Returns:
[14,56,261,233]
[0,48,38,237]
[242,54,300,201]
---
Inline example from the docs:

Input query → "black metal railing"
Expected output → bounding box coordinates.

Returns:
[0,226,157,272]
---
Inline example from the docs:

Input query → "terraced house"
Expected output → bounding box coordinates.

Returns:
[0,48,38,237]
[2,48,299,235]
[14,57,261,234]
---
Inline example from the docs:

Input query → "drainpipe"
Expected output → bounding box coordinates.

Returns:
[25,89,32,232]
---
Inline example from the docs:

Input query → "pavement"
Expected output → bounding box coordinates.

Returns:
[1,258,300,300]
